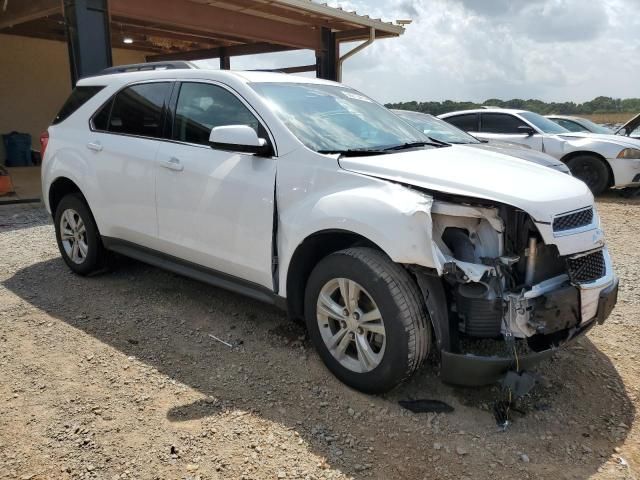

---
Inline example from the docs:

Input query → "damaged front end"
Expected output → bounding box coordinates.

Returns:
[416,198,618,387]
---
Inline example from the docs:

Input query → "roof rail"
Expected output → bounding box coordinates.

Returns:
[99,61,199,75]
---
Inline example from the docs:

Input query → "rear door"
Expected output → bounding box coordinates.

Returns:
[476,112,544,151]
[154,81,277,288]
[444,113,480,135]
[88,81,172,246]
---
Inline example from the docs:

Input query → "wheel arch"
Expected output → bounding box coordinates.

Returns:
[285,229,387,321]
[560,151,614,187]
[48,177,87,215]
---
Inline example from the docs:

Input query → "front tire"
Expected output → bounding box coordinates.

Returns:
[304,247,431,393]
[566,155,610,195]
[54,193,105,275]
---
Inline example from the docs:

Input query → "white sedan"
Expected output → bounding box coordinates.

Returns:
[439,108,640,194]
[545,115,614,135]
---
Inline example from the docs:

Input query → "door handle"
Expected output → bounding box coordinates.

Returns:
[160,157,184,172]
[86,141,103,152]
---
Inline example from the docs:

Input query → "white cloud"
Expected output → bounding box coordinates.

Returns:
[202,0,640,104]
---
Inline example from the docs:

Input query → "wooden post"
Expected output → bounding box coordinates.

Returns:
[316,27,338,81]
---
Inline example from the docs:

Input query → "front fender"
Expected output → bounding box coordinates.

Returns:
[278,177,438,296]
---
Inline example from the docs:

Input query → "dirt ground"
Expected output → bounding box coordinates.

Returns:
[0,194,638,480]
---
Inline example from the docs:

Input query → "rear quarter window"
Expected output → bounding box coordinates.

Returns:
[52,86,105,125]
[93,82,172,138]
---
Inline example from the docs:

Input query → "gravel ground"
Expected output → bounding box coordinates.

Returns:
[0,194,638,480]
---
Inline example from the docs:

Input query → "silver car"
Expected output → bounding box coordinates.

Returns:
[439,108,640,194]
[615,113,640,140]
[393,109,570,174]
[546,115,614,135]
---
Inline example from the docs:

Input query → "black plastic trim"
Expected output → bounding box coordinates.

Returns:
[101,237,286,310]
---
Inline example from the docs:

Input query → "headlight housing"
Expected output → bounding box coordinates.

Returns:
[617,148,640,159]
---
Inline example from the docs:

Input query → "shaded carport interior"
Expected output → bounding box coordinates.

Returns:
[0,0,406,201]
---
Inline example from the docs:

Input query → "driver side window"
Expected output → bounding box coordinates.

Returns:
[173,82,260,146]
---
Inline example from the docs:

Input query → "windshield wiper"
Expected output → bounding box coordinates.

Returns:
[383,139,449,151]
[317,148,388,157]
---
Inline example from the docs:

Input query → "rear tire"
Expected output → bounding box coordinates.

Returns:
[54,193,105,275]
[566,155,610,195]
[304,247,431,393]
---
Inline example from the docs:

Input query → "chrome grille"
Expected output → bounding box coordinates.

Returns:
[567,250,606,284]
[553,207,594,233]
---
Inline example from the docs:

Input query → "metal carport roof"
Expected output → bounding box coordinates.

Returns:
[0,0,407,82]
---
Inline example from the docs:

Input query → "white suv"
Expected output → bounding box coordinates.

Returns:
[41,66,618,392]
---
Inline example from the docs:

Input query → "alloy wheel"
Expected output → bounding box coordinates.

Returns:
[316,278,386,373]
[59,208,89,264]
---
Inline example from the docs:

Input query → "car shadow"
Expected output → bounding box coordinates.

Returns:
[3,257,635,478]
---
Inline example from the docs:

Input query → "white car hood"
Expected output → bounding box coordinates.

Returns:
[466,143,570,172]
[338,146,593,223]
[558,132,640,149]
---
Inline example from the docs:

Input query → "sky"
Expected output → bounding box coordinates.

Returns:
[199,0,640,104]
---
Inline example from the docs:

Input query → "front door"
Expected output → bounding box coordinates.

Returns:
[475,112,544,151]
[155,81,276,288]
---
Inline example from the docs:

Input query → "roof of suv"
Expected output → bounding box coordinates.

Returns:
[439,108,528,117]
[77,68,338,88]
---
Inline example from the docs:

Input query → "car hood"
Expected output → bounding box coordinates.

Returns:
[465,143,570,172]
[338,146,593,223]
[615,113,640,135]
[557,131,640,148]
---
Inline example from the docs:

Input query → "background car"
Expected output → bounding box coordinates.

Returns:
[615,113,640,140]
[546,115,614,134]
[393,109,570,174]
[439,108,640,194]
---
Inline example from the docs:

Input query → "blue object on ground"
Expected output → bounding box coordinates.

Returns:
[2,132,33,167]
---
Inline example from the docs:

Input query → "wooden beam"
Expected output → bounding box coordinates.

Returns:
[147,42,296,61]
[109,0,322,50]
[0,0,61,30]
[276,64,316,74]
[111,17,249,46]
[206,0,355,30]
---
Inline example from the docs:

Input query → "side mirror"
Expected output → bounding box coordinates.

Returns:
[209,125,270,156]
[517,126,536,137]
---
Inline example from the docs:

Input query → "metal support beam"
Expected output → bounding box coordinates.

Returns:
[337,27,375,82]
[316,27,338,81]
[63,0,113,86]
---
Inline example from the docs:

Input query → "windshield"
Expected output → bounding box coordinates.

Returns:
[393,110,480,144]
[250,82,429,152]
[519,111,570,134]
[577,118,613,134]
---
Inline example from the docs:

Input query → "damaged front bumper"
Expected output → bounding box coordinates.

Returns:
[439,274,619,387]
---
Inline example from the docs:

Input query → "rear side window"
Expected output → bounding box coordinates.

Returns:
[52,86,104,125]
[445,113,478,132]
[173,82,260,145]
[481,113,527,134]
[94,82,171,138]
